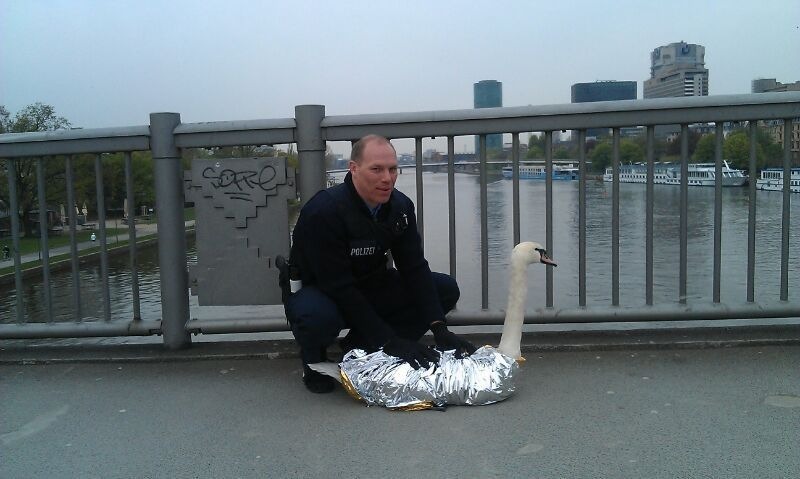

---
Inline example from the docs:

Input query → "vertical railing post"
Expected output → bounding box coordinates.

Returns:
[414,138,424,251]
[124,152,141,320]
[35,157,53,322]
[578,130,587,308]
[545,131,554,308]
[679,124,689,304]
[150,112,191,349]
[780,118,792,301]
[479,135,488,310]
[611,129,620,307]
[65,155,82,321]
[747,122,757,302]
[6,158,25,323]
[295,105,327,205]
[713,124,723,303]
[447,136,457,279]
[645,127,655,306]
[511,133,520,247]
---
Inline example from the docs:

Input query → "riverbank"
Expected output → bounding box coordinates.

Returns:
[0,220,195,286]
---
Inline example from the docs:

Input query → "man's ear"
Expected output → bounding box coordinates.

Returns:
[348,160,357,174]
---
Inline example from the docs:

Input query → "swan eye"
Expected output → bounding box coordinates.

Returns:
[534,247,547,256]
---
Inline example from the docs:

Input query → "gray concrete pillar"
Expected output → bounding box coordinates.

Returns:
[294,105,327,206]
[150,112,191,349]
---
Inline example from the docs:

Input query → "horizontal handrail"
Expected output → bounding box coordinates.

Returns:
[174,118,296,148]
[0,125,150,157]
[3,93,798,158]
[322,92,800,140]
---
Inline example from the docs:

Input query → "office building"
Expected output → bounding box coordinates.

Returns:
[571,81,637,103]
[753,78,800,162]
[752,78,800,93]
[474,80,503,152]
[643,42,708,98]
[571,81,637,137]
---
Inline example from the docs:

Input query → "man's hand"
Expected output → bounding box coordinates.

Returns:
[430,322,477,358]
[383,337,440,369]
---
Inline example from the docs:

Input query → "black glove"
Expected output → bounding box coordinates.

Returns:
[275,255,290,305]
[431,321,477,358]
[383,336,440,369]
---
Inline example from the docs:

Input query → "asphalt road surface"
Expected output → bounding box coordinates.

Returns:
[2,345,799,478]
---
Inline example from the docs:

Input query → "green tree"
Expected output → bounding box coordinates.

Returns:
[525,145,544,159]
[664,129,702,159]
[1,103,71,236]
[723,131,752,169]
[693,134,716,162]
[587,139,643,173]
[619,139,644,164]
[553,146,571,159]
[722,128,783,171]
[680,127,782,169]
[753,127,784,168]
[590,142,612,173]
[528,133,545,151]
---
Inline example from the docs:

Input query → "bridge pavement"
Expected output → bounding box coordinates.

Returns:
[1,336,799,479]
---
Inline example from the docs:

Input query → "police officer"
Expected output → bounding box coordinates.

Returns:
[285,134,476,393]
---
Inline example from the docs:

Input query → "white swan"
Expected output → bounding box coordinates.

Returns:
[308,241,556,409]
[497,241,556,360]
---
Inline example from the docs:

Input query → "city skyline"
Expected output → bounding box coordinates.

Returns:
[2,0,799,155]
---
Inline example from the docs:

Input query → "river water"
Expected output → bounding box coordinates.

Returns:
[1,171,798,324]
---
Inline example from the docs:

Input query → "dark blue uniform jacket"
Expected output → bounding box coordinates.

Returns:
[290,172,445,348]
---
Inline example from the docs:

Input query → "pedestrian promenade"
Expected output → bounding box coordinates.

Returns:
[2,339,798,479]
[0,220,194,271]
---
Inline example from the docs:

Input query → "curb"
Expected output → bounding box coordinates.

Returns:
[2,324,798,365]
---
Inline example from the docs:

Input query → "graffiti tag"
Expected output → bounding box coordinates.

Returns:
[201,165,278,202]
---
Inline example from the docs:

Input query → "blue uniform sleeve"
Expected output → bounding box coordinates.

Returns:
[390,201,448,326]
[292,196,394,349]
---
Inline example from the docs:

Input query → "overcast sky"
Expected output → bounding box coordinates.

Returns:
[2,0,799,154]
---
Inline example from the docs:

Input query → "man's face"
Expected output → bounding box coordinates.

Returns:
[349,140,399,208]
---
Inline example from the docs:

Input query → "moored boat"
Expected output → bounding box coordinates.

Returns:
[502,164,579,180]
[756,167,800,193]
[603,161,747,187]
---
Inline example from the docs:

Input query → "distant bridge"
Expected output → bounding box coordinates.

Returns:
[329,159,588,175]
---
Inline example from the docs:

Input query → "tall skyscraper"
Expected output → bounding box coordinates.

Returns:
[571,81,637,138]
[571,81,637,103]
[474,80,503,152]
[643,42,708,98]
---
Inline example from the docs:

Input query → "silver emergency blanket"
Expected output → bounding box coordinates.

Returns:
[337,346,519,409]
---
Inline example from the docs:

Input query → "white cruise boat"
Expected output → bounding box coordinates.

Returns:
[502,164,579,180]
[603,161,747,187]
[756,168,800,193]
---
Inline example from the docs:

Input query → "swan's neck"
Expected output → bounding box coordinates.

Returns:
[497,252,529,359]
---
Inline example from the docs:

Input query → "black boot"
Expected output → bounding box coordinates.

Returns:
[302,364,337,394]
[302,346,336,394]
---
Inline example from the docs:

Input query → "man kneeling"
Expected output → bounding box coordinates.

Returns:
[282,134,475,393]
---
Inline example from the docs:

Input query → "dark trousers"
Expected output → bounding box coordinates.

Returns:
[285,271,460,363]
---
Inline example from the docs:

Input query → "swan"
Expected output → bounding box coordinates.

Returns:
[308,241,556,409]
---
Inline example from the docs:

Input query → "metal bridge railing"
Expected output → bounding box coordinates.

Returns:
[1,93,799,347]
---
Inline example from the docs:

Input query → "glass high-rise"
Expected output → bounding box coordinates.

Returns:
[571,81,637,137]
[571,81,636,103]
[474,80,503,152]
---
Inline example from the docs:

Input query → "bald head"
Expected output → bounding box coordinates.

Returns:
[348,134,399,209]
[350,134,396,164]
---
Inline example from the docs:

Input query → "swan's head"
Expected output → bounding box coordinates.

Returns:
[512,242,557,267]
